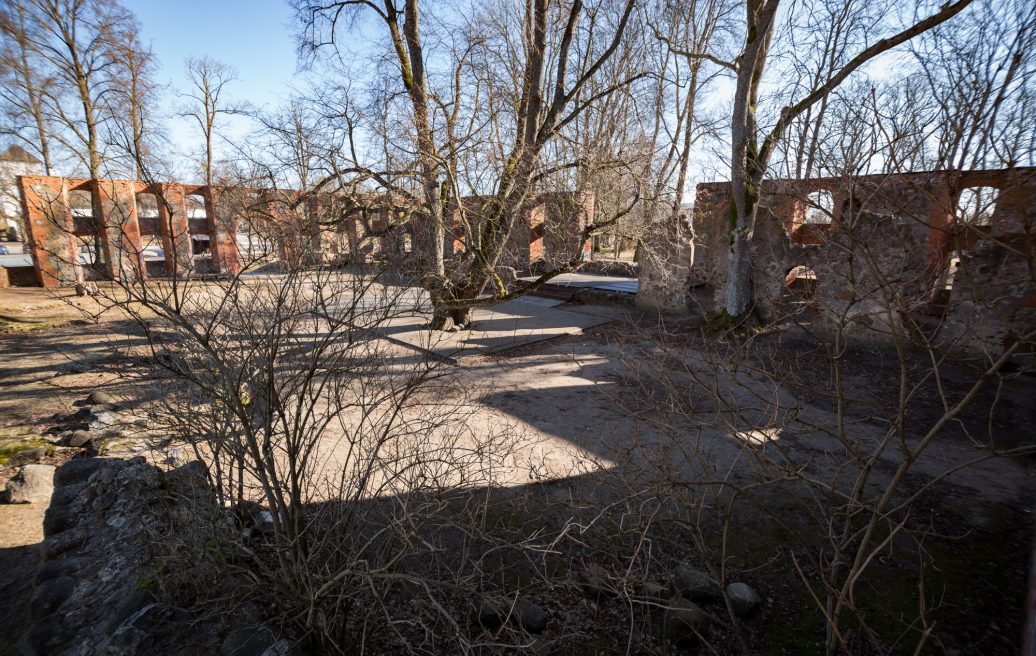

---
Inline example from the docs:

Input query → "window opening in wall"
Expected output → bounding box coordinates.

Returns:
[955,186,998,226]
[191,234,211,256]
[805,191,834,224]
[68,189,108,277]
[68,189,96,233]
[783,264,819,316]
[141,235,164,262]
[236,223,273,258]
[187,194,209,235]
[928,249,963,318]
[136,192,160,235]
[785,265,818,290]
[943,250,962,290]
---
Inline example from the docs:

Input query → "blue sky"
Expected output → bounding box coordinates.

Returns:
[122,0,302,172]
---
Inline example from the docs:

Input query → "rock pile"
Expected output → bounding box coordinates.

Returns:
[22,456,298,656]
[33,390,153,453]
[572,563,763,646]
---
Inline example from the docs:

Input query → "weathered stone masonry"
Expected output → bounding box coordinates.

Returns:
[637,167,1036,356]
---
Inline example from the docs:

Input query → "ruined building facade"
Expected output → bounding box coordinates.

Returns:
[637,167,1036,356]
[15,174,593,288]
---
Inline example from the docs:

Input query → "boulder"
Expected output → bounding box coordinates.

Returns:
[254,510,277,535]
[25,614,70,655]
[104,602,213,656]
[43,503,77,534]
[477,596,548,634]
[637,581,671,600]
[477,596,506,630]
[577,564,618,600]
[107,588,159,633]
[41,527,87,560]
[34,556,94,584]
[49,483,86,509]
[89,411,120,433]
[74,281,98,297]
[27,457,225,655]
[86,391,116,406]
[3,464,55,503]
[68,430,93,448]
[222,626,275,656]
[54,458,106,486]
[726,582,761,617]
[11,446,47,466]
[672,565,719,601]
[262,640,301,656]
[662,597,708,645]
[514,599,548,634]
[30,575,76,617]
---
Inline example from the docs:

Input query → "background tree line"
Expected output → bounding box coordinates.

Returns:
[2,0,1033,323]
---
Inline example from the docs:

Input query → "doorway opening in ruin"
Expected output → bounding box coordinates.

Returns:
[186,194,214,271]
[785,264,818,290]
[191,235,211,256]
[235,191,274,262]
[136,192,166,277]
[927,249,963,317]
[68,189,109,280]
[784,264,819,315]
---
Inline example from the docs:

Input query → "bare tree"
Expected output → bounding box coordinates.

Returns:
[294,0,641,329]
[703,0,975,323]
[182,56,247,187]
[912,0,1036,172]
[108,24,164,178]
[0,0,55,174]
[28,0,138,179]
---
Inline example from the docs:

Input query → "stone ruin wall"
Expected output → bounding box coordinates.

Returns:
[636,167,1036,357]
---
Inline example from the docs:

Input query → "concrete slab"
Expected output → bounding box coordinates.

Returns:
[506,295,566,308]
[375,296,610,362]
[519,272,639,294]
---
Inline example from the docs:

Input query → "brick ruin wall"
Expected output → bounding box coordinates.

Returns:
[17,175,592,288]
[636,168,1036,357]
[19,176,241,287]
[447,191,594,274]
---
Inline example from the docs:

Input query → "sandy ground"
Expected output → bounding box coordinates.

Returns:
[0,284,1032,653]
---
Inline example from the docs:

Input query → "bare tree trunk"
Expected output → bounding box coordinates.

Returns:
[391,0,453,325]
[723,0,778,321]
[1,0,54,174]
[183,57,245,188]
[722,0,975,322]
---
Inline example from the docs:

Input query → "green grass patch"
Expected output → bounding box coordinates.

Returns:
[0,437,51,466]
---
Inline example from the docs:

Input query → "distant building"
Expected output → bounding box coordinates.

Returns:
[0,145,44,241]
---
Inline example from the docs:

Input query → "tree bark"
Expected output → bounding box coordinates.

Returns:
[723,0,779,320]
